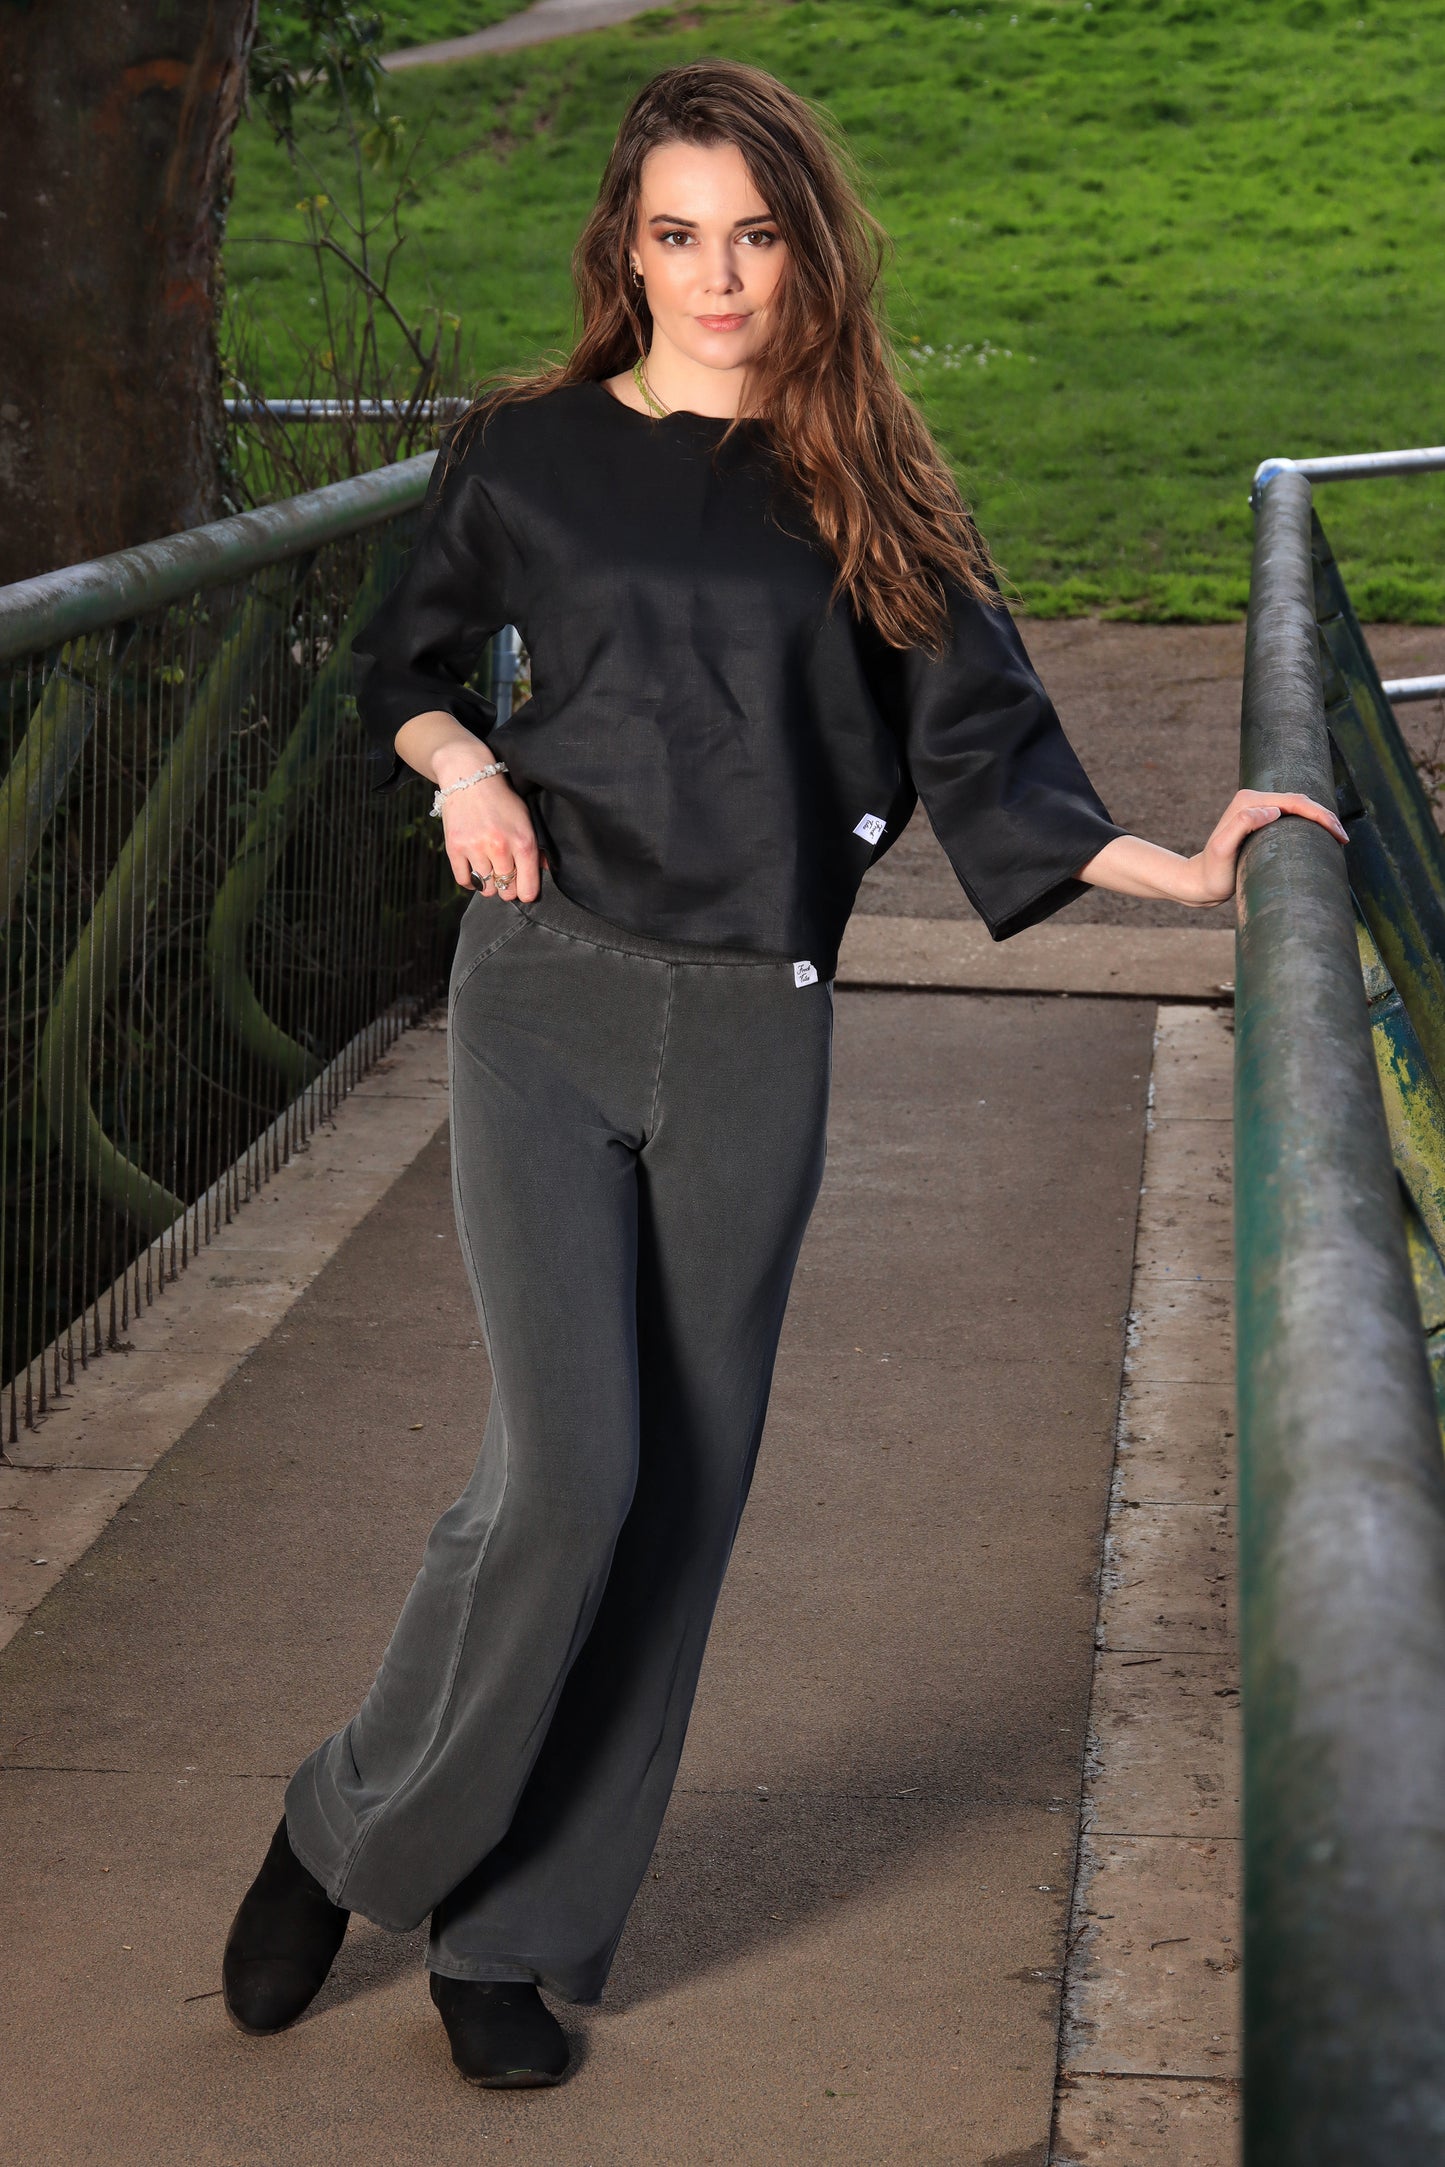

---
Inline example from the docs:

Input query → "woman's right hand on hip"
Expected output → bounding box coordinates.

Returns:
[444,771,542,902]
[392,713,545,904]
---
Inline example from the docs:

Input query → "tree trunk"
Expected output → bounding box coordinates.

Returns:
[0,2,257,584]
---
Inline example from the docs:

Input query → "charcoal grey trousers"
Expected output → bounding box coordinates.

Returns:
[284,874,833,2002]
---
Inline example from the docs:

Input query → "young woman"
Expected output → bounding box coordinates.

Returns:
[221,60,1342,2088]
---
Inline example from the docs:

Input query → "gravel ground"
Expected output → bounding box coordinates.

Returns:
[857,620,1445,930]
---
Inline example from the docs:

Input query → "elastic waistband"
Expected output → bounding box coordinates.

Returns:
[515,873,789,970]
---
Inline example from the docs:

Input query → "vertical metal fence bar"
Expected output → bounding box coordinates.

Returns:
[9,657,32,1427]
[210,596,231,1247]
[203,607,221,1255]
[246,598,267,1213]
[116,624,136,1334]
[1235,466,1445,2161]
[83,633,101,1368]
[138,629,158,1319]
[216,700,232,1220]
[171,615,186,1282]
[102,634,124,1346]
[308,560,333,1137]
[90,636,115,1362]
[15,662,40,1428]
[1,668,17,1443]
[59,651,76,1384]
[35,653,58,1411]
[102,629,121,1356]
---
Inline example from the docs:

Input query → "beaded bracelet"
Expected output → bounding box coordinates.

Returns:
[430,761,508,818]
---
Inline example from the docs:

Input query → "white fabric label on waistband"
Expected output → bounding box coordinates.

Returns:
[853,813,887,845]
[793,960,819,989]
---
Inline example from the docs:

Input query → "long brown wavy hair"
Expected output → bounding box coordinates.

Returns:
[457,60,997,650]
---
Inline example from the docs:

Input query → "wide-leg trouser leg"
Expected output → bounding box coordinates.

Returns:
[283,885,833,2003]
[429,936,833,1998]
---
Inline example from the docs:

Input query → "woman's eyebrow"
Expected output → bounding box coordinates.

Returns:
[645,211,778,229]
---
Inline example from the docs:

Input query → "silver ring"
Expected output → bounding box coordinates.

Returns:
[494,871,515,890]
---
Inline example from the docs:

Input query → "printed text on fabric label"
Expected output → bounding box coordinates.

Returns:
[853,813,887,845]
[793,960,819,989]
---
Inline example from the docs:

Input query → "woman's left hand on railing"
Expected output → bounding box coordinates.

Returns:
[1078,789,1349,908]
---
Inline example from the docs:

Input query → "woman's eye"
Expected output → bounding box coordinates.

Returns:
[740,228,779,247]
[658,229,694,247]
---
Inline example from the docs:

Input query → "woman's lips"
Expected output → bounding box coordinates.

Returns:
[696,313,750,332]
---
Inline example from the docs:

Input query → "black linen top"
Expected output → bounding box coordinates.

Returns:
[353,380,1124,975]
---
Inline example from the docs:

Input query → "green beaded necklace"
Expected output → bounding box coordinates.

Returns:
[631,356,670,419]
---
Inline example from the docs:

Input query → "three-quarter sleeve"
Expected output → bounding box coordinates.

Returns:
[869,582,1126,940]
[352,437,520,787]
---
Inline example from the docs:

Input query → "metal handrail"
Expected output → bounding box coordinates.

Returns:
[1255,447,1445,491]
[0,453,435,662]
[1384,675,1445,704]
[1235,466,1445,2158]
[1253,446,1445,710]
[224,398,469,421]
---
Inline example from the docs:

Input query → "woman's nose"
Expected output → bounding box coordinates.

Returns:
[701,246,744,296]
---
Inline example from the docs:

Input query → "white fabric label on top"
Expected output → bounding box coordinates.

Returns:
[793,960,820,989]
[853,813,887,845]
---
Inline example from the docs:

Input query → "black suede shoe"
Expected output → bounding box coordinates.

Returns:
[222,1815,350,2035]
[429,1972,570,2088]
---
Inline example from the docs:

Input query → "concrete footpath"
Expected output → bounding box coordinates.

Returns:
[0,988,1153,2165]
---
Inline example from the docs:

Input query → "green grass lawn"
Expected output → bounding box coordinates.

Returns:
[226,0,1445,620]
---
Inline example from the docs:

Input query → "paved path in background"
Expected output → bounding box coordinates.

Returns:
[382,0,664,69]
[0,990,1152,2164]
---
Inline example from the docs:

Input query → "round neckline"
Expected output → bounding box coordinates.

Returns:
[587,377,741,430]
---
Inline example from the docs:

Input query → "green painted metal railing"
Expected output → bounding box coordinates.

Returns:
[0,453,485,1440]
[1236,457,1445,2159]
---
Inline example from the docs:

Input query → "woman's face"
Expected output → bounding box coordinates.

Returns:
[630,140,788,374]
